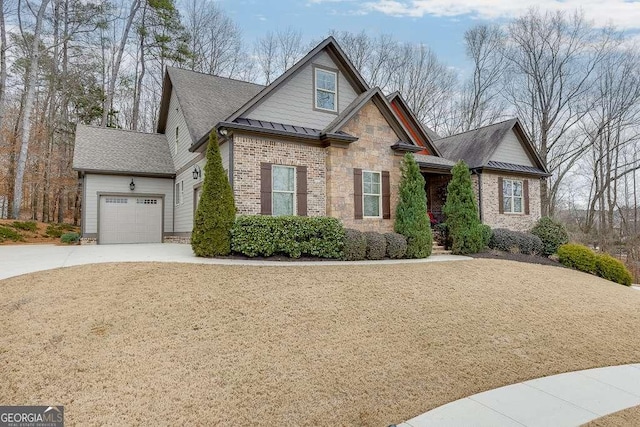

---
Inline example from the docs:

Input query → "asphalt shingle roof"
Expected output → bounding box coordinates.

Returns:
[73,125,175,176]
[167,67,264,144]
[433,119,518,169]
[414,153,456,168]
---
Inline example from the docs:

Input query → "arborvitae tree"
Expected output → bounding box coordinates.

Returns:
[394,153,433,258]
[443,160,483,254]
[191,131,236,256]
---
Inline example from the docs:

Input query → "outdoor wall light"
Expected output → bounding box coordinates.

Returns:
[192,165,202,180]
[129,179,135,191]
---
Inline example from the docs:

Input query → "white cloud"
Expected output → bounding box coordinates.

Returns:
[361,0,640,30]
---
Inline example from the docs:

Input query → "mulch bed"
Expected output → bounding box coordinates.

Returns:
[472,249,563,267]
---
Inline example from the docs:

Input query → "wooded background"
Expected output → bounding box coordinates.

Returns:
[1,0,639,253]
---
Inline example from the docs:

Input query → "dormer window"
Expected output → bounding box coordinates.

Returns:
[314,67,337,112]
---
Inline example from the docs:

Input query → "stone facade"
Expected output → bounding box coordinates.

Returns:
[233,134,327,216]
[479,172,541,232]
[326,101,403,233]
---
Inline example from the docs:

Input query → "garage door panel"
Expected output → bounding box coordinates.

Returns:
[99,196,162,244]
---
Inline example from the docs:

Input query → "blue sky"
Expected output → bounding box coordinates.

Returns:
[221,0,640,75]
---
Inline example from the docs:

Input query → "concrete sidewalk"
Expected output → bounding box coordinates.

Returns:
[0,243,472,280]
[399,364,640,427]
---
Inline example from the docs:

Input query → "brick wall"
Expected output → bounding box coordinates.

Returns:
[233,134,327,216]
[480,172,541,231]
[326,101,403,233]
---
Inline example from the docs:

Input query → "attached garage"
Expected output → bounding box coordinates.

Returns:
[99,196,163,244]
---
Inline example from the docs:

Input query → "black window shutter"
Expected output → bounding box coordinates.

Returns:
[382,171,391,219]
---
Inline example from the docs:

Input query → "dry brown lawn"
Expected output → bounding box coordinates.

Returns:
[584,405,640,426]
[1,259,640,426]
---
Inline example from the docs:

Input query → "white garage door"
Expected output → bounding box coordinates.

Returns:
[99,196,162,244]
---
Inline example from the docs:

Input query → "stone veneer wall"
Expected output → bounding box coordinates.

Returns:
[326,101,403,233]
[233,134,327,216]
[479,172,541,232]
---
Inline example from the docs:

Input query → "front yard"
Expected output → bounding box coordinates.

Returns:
[1,260,639,425]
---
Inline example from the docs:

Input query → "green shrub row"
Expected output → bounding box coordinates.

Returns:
[489,228,543,255]
[530,216,569,256]
[558,243,632,286]
[231,215,345,259]
[9,221,38,232]
[0,226,23,243]
[344,229,408,260]
[46,223,76,238]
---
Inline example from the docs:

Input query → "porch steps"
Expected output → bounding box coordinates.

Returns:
[432,242,452,255]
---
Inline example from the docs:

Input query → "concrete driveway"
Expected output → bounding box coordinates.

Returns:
[0,243,471,280]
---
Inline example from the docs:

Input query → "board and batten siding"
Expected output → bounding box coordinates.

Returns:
[167,88,200,170]
[490,129,535,166]
[173,141,231,233]
[245,51,359,129]
[83,174,174,235]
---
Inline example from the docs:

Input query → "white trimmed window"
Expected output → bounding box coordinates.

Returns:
[503,179,523,213]
[175,181,183,206]
[315,68,337,112]
[363,171,381,218]
[272,165,296,216]
[175,126,179,154]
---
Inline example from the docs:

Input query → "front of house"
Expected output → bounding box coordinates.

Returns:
[73,37,549,245]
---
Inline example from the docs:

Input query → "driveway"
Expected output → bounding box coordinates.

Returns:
[0,243,470,280]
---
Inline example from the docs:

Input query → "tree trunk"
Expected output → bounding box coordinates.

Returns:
[12,0,51,219]
[101,0,141,127]
[0,0,7,132]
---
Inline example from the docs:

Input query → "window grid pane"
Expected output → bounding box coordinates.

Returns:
[273,192,294,216]
[363,171,381,217]
[364,195,380,217]
[316,90,335,110]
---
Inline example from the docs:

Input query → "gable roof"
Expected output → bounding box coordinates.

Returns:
[433,118,549,174]
[321,87,420,146]
[386,91,442,156]
[73,125,174,177]
[157,67,263,144]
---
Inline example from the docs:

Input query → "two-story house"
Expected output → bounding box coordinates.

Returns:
[73,36,549,244]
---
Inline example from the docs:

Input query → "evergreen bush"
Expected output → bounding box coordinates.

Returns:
[10,221,37,232]
[231,216,345,259]
[364,232,386,260]
[443,161,484,254]
[394,153,432,258]
[343,228,367,261]
[489,228,543,255]
[595,253,633,286]
[191,132,236,257]
[557,243,597,273]
[384,232,407,259]
[530,216,569,256]
[60,232,80,244]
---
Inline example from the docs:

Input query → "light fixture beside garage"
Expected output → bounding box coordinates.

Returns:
[129,179,135,191]
[192,165,202,180]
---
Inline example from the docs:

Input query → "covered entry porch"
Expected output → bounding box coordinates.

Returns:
[414,154,455,225]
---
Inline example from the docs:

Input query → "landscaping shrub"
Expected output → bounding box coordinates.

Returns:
[489,228,543,255]
[480,224,492,248]
[10,221,37,232]
[192,131,236,257]
[394,153,432,258]
[595,253,633,286]
[0,226,23,243]
[531,216,569,256]
[557,243,597,273]
[384,232,407,259]
[443,161,484,255]
[364,232,386,260]
[231,215,345,259]
[46,223,76,238]
[60,232,80,244]
[343,229,366,261]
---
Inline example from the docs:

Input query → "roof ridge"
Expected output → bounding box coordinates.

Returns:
[167,66,265,88]
[438,118,517,141]
[78,124,165,136]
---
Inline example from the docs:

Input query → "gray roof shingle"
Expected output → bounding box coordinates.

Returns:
[167,67,264,144]
[73,125,175,176]
[433,119,518,169]
[414,153,456,168]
